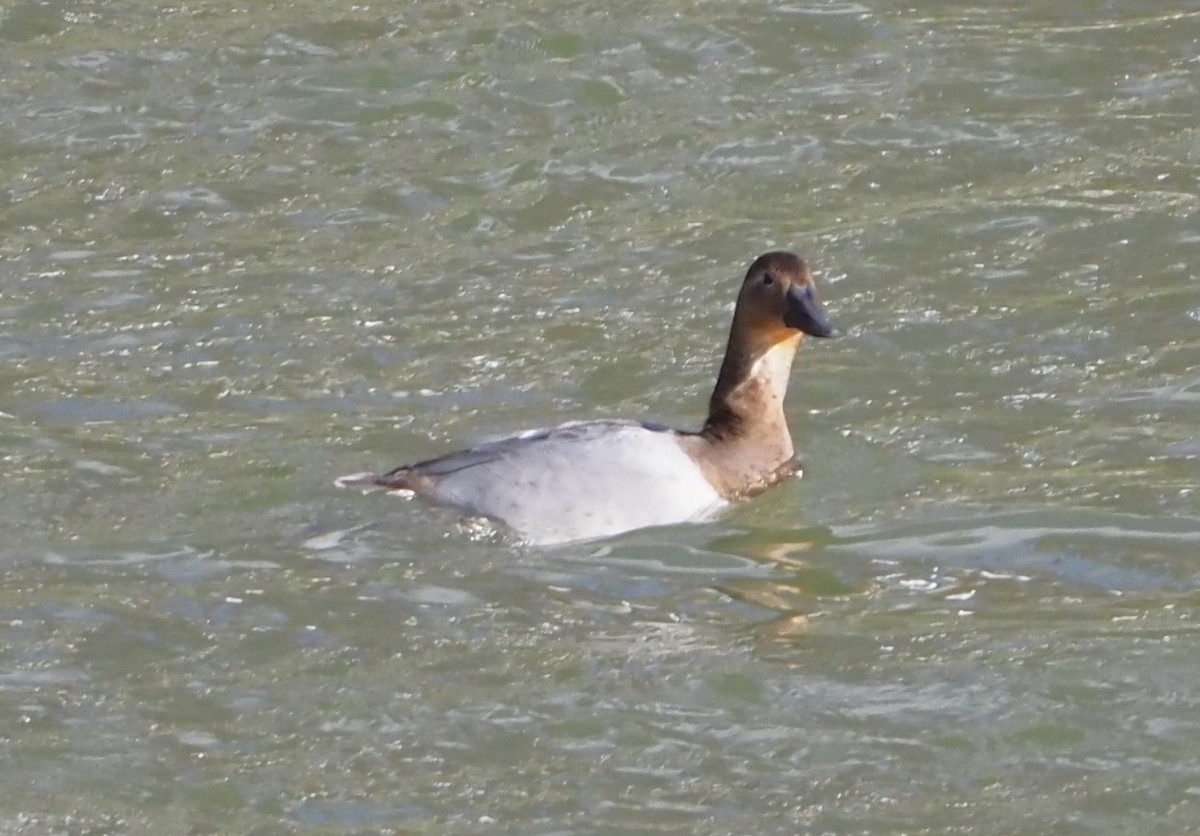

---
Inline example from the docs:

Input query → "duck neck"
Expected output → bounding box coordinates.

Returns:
[697,333,800,494]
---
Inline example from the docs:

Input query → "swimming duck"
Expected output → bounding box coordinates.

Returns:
[337,251,841,545]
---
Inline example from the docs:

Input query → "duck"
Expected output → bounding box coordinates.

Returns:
[337,251,841,546]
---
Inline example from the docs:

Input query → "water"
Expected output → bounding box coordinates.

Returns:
[2,1,1198,832]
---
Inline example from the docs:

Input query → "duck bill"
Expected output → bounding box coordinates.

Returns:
[784,284,842,338]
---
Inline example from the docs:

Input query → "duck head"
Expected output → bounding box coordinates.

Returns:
[702,251,841,451]
[732,251,841,345]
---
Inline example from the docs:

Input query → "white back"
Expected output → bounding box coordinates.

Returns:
[425,421,725,545]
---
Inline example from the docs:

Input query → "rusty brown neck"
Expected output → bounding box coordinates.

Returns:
[691,331,801,498]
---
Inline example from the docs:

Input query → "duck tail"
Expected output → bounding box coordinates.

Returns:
[334,471,389,492]
[334,469,420,495]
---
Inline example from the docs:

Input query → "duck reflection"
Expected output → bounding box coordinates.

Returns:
[709,527,864,638]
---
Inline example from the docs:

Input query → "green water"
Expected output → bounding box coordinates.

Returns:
[1,1,1198,832]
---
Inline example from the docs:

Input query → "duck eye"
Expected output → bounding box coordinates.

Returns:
[762,274,774,286]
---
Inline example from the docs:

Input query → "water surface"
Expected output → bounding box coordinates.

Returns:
[1,1,1198,832]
